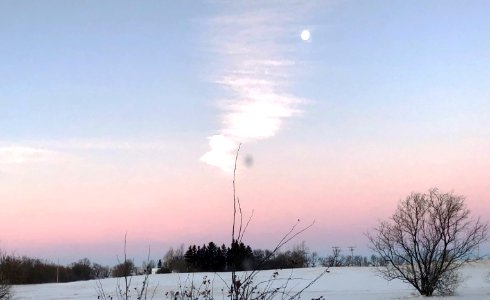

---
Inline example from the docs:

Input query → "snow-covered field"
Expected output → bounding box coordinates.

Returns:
[12,260,490,300]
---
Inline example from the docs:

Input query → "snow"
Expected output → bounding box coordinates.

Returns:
[12,260,490,300]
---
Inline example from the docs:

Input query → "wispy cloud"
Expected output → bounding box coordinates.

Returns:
[0,146,59,165]
[201,6,310,173]
[0,138,170,169]
[42,138,170,151]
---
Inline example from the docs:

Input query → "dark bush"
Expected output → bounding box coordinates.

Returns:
[111,260,135,278]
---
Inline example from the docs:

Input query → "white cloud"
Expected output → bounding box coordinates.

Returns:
[48,139,169,151]
[223,95,300,140]
[0,138,170,152]
[201,6,308,173]
[0,138,170,169]
[200,135,240,173]
[0,146,58,165]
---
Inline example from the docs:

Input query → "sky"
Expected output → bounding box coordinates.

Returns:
[1,0,490,265]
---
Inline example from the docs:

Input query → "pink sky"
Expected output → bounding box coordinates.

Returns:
[1,137,489,265]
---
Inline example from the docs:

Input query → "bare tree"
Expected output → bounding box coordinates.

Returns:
[368,188,488,296]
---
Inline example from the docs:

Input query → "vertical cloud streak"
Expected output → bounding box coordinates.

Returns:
[201,8,308,173]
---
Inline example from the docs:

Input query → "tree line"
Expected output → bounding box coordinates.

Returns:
[157,241,382,273]
[0,254,111,284]
[0,242,386,285]
[158,241,257,273]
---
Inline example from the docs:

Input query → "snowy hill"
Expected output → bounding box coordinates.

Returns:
[12,260,490,300]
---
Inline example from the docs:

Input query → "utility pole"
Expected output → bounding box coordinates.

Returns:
[56,258,59,283]
[348,246,356,266]
[332,246,341,266]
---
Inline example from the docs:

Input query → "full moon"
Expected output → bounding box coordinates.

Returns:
[300,30,311,41]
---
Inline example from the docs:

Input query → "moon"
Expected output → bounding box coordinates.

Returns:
[300,30,311,41]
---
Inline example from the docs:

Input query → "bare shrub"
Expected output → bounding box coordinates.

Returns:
[96,235,156,300]
[0,275,10,300]
[99,145,327,300]
[164,274,215,300]
[0,251,12,300]
[227,145,328,300]
[0,281,10,300]
[368,188,488,296]
[162,144,328,300]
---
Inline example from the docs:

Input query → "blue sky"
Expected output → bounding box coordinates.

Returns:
[1,1,220,142]
[2,1,489,143]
